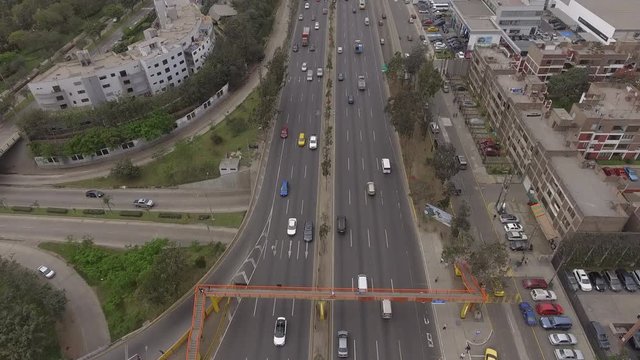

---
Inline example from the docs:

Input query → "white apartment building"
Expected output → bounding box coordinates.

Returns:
[482,0,545,35]
[28,0,214,111]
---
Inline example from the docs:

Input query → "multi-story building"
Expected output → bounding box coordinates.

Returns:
[565,82,640,161]
[469,46,630,239]
[523,41,629,82]
[482,0,545,35]
[28,0,214,111]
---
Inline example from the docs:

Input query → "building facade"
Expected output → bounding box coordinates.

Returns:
[28,0,214,111]
[469,46,629,239]
[483,0,545,35]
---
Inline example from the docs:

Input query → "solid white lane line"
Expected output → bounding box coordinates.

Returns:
[253,298,259,317]
[398,340,404,360]
[348,189,351,205]
[301,199,304,215]
[286,199,290,214]
[304,165,307,178]
[350,229,353,248]
[390,278,395,291]
[367,228,371,248]
[375,340,379,360]
[385,229,389,248]
[291,299,295,317]
[272,299,276,316]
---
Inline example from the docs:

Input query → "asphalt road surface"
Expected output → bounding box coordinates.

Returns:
[0,215,237,247]
[0,186,250,213]
[332,0,438,359]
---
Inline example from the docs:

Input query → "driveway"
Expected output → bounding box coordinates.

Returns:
[0,241,110,359]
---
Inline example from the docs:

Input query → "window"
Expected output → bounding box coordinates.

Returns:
[127,88,133,93]
[81,98,89,103]
[102,84,111,88]
[602,144,616,150]
[156,72,161,76]
[617,143,629,150]
[123,79,130,85]
[607,134,621,141]
[95,148,109,156]
[162,59,168,65]
[56,95,64,101]
[121,141,135,149]
[626,126,639,132]
[60,104,67,109]
[154,63,159,68]
[165,68,170,73]
[52,85,62,92]
[71,154,84,161]
[168,75,173,81]
[119,70,127,76]
[77,90,86,94]
[99,75,107,80]
[612,125,623,132]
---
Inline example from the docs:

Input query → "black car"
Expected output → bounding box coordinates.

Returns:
[615,269,637,292]
[303,221,314,242]
[587,271,606,292]
[509,240,532,251]
[347,95,354,104]
[85,190,105,198]
[336,216,347,234]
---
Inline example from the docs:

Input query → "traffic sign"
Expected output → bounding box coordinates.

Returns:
[432,299,446,304]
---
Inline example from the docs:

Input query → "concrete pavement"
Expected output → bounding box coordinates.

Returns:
[0,241,110,359]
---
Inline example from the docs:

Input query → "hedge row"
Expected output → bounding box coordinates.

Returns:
[83,209,106,215]
[46,207,68,214]
[158,212,182,219]
[119,210,143,217]
[11,206,33,212]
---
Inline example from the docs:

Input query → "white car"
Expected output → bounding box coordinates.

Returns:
[301,62,307,72]
[531,289,558,301]
[572,269,592,291]
[133,198,155,208]
[456,51,465,59]
[304,2,310,9]
[287,218,297,236]
[337,330,349,357]
[434,42,447,50]
[337,46,343,54]
[309,135,318,149]
[273,317,287,346]
[38,265,56,279]
[298,14,303,21]
[549,333,578,346]
[317,67,323,77]
[504,223,524,232]
[554,349,584,360]
[314,22,320,30]
[499,213,520,224]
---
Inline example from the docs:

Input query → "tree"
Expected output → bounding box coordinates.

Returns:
[104,4,125,20]
[386,52,405,79]
[110,158,141,179]
[416,59,443,100]
[547,67,589,111]
[138,243,188,305]
[405,45,426,74]
[84,21,107,40]
[467,242,509,284]
[450,201,470,238]
[432,143,459,183]
[102,194,113,212]
[385,88,421,137]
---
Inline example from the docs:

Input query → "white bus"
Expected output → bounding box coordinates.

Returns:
[359,0,366,10]
[432,3,450,11]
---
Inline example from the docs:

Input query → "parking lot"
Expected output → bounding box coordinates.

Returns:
[412,1,467,59]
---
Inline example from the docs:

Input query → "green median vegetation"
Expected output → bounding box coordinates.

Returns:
[39,238,226,340]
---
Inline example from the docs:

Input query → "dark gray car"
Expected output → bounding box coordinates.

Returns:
[587,271,606,292]
[602,270,622,292]
[303,221,314,242]
[615,269,637,292]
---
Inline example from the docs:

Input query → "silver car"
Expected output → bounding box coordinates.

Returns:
[303,221,314,242]
[337,330,349,357]
[38,265,56,279]
[133,198,155,208]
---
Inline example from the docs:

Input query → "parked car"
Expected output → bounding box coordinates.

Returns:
[549,333,577,346]
[590,320,611,349]
[482,147,501,157]
[602,270,622,292]
[615,269,637,292]
[337,330,349,357]
[554,349,584,360]
[531,289,557,301]
[540,316,573,330]
[631,269,640,287]
[564,270,579,292]
[506,231,528,241]
[509,240,532,251]
[504,223,524,232]
[426,26,439,32]
[624,167,639,181]
[572,269,592,291]
[85,190,104,198]
[133,198,154,208]
[280,126,289,138]
[519,302,537,326]
[287,218,297,236]
[587,271,607,292]
[499,214,520,224]
[38,265,56,279]
[536,303,564,315]
[522,278,548,289]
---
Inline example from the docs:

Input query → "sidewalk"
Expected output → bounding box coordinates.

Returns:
[0,5,289,187]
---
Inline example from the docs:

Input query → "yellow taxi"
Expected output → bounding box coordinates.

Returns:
[484,347,498,360]
[298,132,306,147]
[492,279,505,297]
[426,26,439,33]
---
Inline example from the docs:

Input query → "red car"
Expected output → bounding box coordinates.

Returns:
[482,147,500,157]
[422,19,433,25]
[478,139,501,149]
[522,278,548,289]
[280,126,289,139]
[536,303,564,315]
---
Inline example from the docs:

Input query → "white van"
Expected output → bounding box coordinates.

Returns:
[381,158,391,174]
[306,70,313,81]
[381,299,392,319]
[357,274,368,293]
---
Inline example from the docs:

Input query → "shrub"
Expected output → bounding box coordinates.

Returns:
[11,206,33,212]
[194,256,206,268]
[110,159,141,179]
[158,212,182,219]
[119,210,143,217]
[227,116,248,137]
[198,214,211,220]
[210,133,224,145]
[46,207,68,214]
[83,209,106,215]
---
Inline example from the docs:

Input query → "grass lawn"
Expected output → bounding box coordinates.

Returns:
[39,239,226,340]
[64,90,260,188]
[0,207,245,228]
[596,159,640,166]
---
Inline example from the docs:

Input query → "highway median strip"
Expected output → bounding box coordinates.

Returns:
[0,206,245,228]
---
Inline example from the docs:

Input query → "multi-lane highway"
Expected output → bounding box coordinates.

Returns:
[212,0,328,358]
[332,0,438,359]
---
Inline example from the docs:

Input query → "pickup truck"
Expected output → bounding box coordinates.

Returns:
[358,75,366,90]
[273,317,287,346]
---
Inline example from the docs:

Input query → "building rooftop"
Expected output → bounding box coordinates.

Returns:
[578,83,640,120]
[572,0,640,31]
[36,52,138,81]
[521,112,568,152]
[551,156,623,217]
[495,74,545,103]
[452,0,494,17]
[476,47,516,71]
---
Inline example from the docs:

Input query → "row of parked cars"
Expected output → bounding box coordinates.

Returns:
[498,213,532,251]
[519,278,584,359]
[572,267,640,292]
